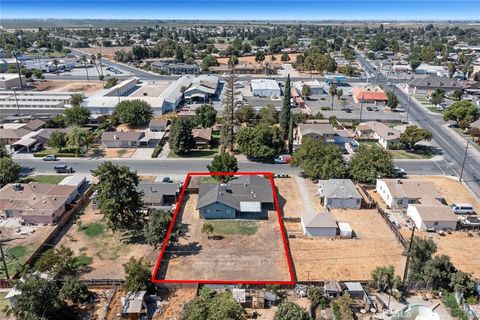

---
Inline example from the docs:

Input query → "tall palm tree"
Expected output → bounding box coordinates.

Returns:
[97,53,104,79]
[329,84,338,110]
[81,55,90,81]
[91,54,101,79]
[52,59,59,75]
[68,127,87,156]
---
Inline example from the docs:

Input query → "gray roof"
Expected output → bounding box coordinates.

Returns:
[101,131,144,142]
[407,76,461,90]
[137,182,178,204]
[196,176,273,211]
[302,211,338,228]
[317,179,361,199]
[299,123,336,136]
[122,291,146,314]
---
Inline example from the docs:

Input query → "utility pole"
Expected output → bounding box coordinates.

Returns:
[12,51,24,90]
[12,87,20,114]
[402,225,416,295]
[359,92,365,122]
[459,141,469,182]
[0,232,9,279]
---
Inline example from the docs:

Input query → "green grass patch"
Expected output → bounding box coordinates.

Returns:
[81,223,106,237]
[201,176,219,183]
[210,220,258,235]
[168,148,218,158]
[0,245,31,279]
[74,255,93,268]
[0,292,10,315]
[359,141,379,147]
[442,291,468,320]
[8,245,27,260]
[390,149,433,159]
[21,175,67,184]
[427,107,444,114]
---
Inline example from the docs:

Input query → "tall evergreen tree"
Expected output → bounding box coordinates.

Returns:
[169,118,195,155]
[288,109,294,154]
[279,75,291,139]
[221,68,238,152]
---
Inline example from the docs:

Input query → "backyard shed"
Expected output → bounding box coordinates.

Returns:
[338,222,353,238]
[301,211,338,237]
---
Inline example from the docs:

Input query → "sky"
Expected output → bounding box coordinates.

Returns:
[1,0,479,20]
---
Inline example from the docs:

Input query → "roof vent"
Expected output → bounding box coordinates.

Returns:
[396,179,402,184]
[12,183,23,191]
[113,134,118,139]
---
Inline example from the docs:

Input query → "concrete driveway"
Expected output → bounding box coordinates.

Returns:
[131,148,154,159]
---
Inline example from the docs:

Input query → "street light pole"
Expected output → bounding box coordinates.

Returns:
[0,232,9,279]
[359,92,365,122]
[12,51,24,90]
[459,141,469,182]
[12,87,20,114]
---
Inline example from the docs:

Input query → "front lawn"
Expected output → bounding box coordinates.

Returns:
[168,148,218,158]
[34,147,80,158]
[390,148,434,159]
[210,220,258,235]
[0,245,33,279]
[21,175,67,184]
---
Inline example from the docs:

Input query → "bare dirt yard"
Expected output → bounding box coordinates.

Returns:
[286,209,406,281]
[57,203,158,279]
[275,178,305,218]
[154,286,198,320]
[74,46,133,59]
[216,53,301,65]
[156,193,292,282]
[35,80,104,96]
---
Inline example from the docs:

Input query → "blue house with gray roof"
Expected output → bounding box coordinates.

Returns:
[196,176,274,219]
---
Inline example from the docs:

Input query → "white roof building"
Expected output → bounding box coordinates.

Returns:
[251,79,281,97]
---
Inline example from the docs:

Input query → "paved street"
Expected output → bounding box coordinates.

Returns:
[356,53,480,197]
[16,157,449,177]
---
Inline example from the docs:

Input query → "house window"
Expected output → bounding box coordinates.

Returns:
[408,199,416,204]
[356,199,361,205]
[397,199,403,205]
[434,222,439,226]
[215,209,221,212]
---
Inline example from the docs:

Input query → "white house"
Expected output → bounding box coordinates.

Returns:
[317,179,362,209]
[407,204,458,231]
[355,121,401,149]
[251,79,281,97]
[376,179,444,209]
[301,211,338,237]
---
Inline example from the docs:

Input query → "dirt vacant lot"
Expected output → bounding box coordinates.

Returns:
[275,178,305,218]
[287,209,406,281]
[57,203,158,279]
[35,80,104,96]
[74,46,133,59]
[156,193,292,282]
[216,53,301,65]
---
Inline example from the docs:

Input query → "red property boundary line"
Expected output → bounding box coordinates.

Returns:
[151,171,295,285]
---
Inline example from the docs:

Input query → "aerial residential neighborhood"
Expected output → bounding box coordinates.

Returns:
[1,2,480,319]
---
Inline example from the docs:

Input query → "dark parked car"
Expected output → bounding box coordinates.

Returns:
[31,143,43,152]
[162,177,172,183]
[54,165,74,173]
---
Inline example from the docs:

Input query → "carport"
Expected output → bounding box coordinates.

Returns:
[12,137,37,153]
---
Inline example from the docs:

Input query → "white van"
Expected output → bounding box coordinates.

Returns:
[450,203,474,214]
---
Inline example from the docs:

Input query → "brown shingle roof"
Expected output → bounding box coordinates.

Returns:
[192,128,212,141]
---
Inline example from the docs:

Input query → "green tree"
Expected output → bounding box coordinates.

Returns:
[69,93,83,107]
[202,54,219,71]
[123,257,152,293]
[207,152,238,182]
[143,209,173,248]
[400,125,433,149]
[228,55,239,68]
[91,161,144,232]
[443,100,479,124]
[59,276,91,304]
[281,53,290,62]
[32,69,44,79]
[274,301,311,320]
[255,50,265,64]
[235,105,255,124]
[34,245,79,278]
[202,222,214,239]
[183,288,245,320]
[279,75,291,139]
[0,157,21,185]
[68,127,88,156]
[332,293,354,320]
[10,274,66,320]
[329,84,337,110]
[302,84,311,99]
[291,138,346,180]
[387,92,399,110]
[104,77,118,89]
[423,255,456,287]
[452,90,462,101]
[259,105,279,125]
[408,237,437,282]
[348,144,394,183]
[307,287,325,308]
[64,105,91,126]
[0,140,8,158]
[113,100,153,126]
[195,104,217,128]
[450,271,476,295]
[371,265,396,292]
[409,59,421,73]
[221,69,238,151]
[236,123,285,160]
[48,131,67,151]
[169,118,195,155]
[430,89,445,107]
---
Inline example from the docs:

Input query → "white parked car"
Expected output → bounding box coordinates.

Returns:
[450,203,474,215]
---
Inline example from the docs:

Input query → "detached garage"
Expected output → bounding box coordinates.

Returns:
[407,204,458,231]
[301,211,338,237]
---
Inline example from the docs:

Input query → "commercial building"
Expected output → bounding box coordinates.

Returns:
[293,80,324,95]
[151,61,200,75]
[251,79,281,97]
[317,179,362,209]
[352,85,388,105]
[183,75,220,103]
[0,90,74,114]
[0,73,26,90]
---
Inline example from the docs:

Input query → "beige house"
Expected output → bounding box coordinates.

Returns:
[192,128,212,148]
[376,179,444,209]
[355,121,401,149]
[407,204,458,231]
[295,122,337,144]
[0,183,77,224]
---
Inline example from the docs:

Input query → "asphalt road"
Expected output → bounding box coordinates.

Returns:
[17,157,449,177]
[356,53,480,197]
